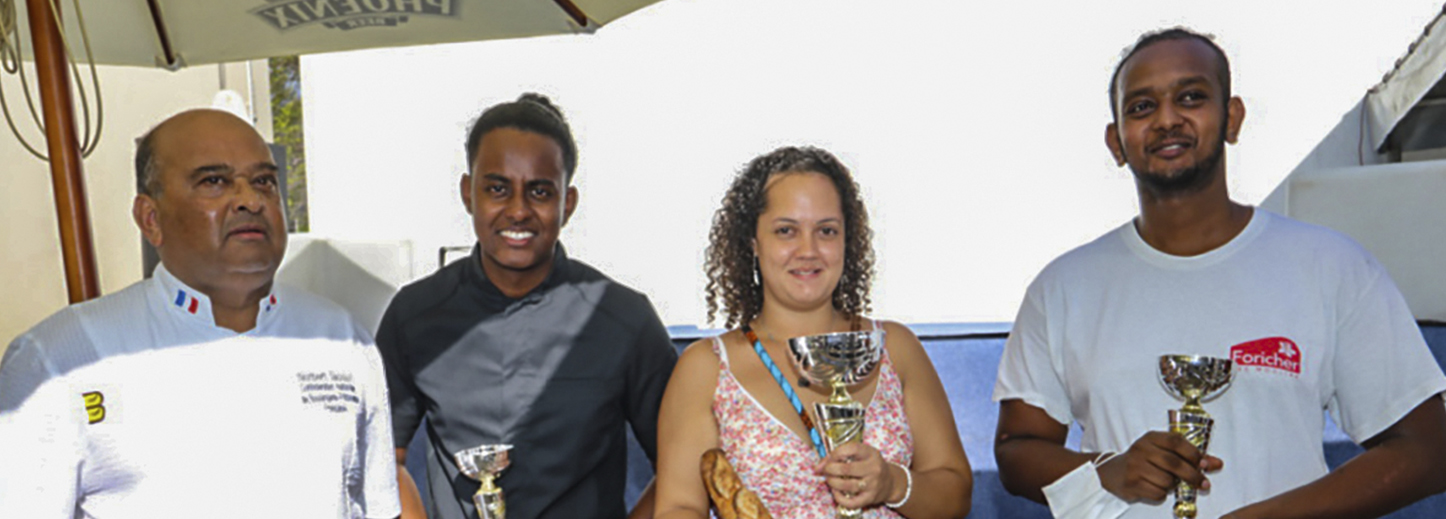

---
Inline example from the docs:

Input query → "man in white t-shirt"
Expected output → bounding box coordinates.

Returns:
[993,28,1446,519]
[0,110,401,519]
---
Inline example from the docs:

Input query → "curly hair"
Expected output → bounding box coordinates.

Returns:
[704,146,875,328]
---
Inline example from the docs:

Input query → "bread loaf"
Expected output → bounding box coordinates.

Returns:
[700,448,773,519]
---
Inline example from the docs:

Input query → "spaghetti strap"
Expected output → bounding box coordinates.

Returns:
[711,335,731,369]
[868,318,894,364]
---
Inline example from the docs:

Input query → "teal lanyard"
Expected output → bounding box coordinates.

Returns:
[742,326,828,459]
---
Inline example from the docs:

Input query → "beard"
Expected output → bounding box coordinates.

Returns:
[1129,131,1225,198]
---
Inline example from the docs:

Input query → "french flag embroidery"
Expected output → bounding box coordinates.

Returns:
[173,289,199,314]
[264,294,278,313]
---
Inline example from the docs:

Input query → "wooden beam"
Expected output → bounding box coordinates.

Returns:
[27,0,100,303]
[551,0,590,27]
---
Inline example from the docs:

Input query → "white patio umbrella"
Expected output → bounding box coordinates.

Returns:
[1,0,665,303]
[9,0,661,68]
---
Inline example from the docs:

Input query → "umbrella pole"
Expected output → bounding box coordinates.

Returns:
[26,0,100,303]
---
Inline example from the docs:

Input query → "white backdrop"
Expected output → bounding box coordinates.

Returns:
[301,0,1443,327]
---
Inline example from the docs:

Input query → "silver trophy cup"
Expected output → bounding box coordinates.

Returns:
[454,444,514,519]
[1158,355,1234,519]
[787,330,885,519]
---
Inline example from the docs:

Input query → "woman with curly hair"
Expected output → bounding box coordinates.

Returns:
[654,147,972,519]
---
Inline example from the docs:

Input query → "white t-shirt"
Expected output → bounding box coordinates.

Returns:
[0,265,401,519]
[994,209,1446,519]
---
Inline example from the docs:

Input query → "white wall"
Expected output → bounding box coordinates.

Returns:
[301,0,1445,327]
[1283,161,1446,321]
[1260,98,1446,321]
[277,236,415,335]
[1261,102,1390,215]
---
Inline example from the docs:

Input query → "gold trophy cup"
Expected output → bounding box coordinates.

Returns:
[1158,355,1234,519]
[454,444,514,519]
[787,330,885,519]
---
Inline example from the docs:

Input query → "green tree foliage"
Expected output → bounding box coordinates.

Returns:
[269,55,308,233]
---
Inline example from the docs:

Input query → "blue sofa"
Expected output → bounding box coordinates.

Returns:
[407,324,1446,518]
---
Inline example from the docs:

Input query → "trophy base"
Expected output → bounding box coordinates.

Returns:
[815,401,865,519]
[472,488,505,519]
[1168,409,1213,519]
[1169,410,1214,452]
[814,401,865,452]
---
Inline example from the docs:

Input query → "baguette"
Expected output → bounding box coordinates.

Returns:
[700,448,773,519]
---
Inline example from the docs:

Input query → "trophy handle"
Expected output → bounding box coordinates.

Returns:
[472,486,505,519]
[813,401,866,453]
[1169,410,1214,519]
[814,401,867,519]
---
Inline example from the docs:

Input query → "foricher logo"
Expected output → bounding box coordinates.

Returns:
[252,0,459,31]
[82,391,106,424]
[1230,337,1302,375]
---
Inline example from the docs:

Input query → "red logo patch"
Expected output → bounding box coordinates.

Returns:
[1230,337,1301,375]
